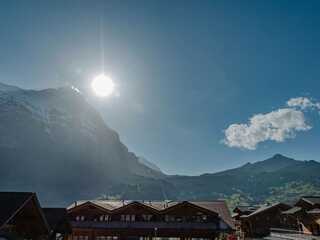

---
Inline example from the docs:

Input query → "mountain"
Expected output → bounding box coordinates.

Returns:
[168,154,320,207]
[0,83,169,205]
[1,83,320,207]
[138,157,163,174]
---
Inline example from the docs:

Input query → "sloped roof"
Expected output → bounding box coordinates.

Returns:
[0,192,34,228]
[191,201,234,229]
[307,208,320,214]
[301,196,320,205]
[282,206,302,214]
[242,203,291,218]
[233,205,259,213]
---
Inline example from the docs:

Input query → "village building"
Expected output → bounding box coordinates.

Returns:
[233,202,291,238]
[281,196,320,236]
[67,200,234,240]
[43,208,72,240]
[232,205,258,239]
[0,192,50,240]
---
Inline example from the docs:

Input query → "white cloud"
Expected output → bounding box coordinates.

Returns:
[223,108,311,150]
[287,97,320,110]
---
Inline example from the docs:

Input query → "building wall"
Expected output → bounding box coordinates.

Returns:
[68,202,227,240]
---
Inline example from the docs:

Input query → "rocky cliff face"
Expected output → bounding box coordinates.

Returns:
[0,83,164,205]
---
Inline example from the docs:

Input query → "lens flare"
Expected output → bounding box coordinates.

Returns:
[91,74,115,97]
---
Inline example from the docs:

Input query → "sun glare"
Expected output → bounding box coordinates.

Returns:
[91,74,115,97]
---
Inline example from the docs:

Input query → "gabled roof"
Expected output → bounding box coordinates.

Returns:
[190,201,234,229]
[307,208,320,214]
[68,201,115,212]
[0,192,50,232]
[300,196,320,206]
[242,203,291,218]
[110,201,161,214]
[282,206,302,215]
[0,192,35,228]
[233,205,258,213]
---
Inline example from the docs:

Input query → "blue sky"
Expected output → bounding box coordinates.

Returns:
[1,0,320,175]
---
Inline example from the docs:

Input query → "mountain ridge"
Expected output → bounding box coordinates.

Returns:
[0,82,320,207]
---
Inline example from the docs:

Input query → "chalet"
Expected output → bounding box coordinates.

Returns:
[281,196,320,236]
[235,202,291,238]
[67,200,234,240]
[0,192,50,240]
[232,205,258,238]
[295,196,320,211]
[43,208,72,240]
[232,205,258,220]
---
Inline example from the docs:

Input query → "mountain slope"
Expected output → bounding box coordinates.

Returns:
[138,157,163,174]
[168,154,320,207]
[0,83,167,205]
[1,83,320,207]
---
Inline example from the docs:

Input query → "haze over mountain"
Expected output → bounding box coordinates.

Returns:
[0,82,167,204]
[0,83,319,207]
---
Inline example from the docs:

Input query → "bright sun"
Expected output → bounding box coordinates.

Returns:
[91,74,115,97]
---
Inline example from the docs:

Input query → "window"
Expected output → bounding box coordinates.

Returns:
[121,214,135,222]
[164,215,175,222]
[78,236,88,240]
[100,215,110,221]
[142,214,152,221]
[75,216,85,221]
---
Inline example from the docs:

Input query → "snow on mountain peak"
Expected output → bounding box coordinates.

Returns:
[0,82,21,92]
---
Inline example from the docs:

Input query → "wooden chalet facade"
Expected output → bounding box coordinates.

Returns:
[232,196,320,239]
[0,192,50,240]
[233,202,291,238]
[281,196,320,236]
[67,200,234,240]
[232,205,258,239]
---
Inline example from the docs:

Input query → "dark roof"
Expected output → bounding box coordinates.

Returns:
[282,206,302,215]
[307,208,320,214]
[0,192,34,229]
[68,200,234,230]
[190,201,234,229]
[233,205,258,213]
[242,203,291,218]
[301,196,320,205]
[42,208,71,232]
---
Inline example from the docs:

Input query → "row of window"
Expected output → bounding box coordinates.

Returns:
[75,214,209,222]
[73,236,89,240]
[96,236,118,240]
